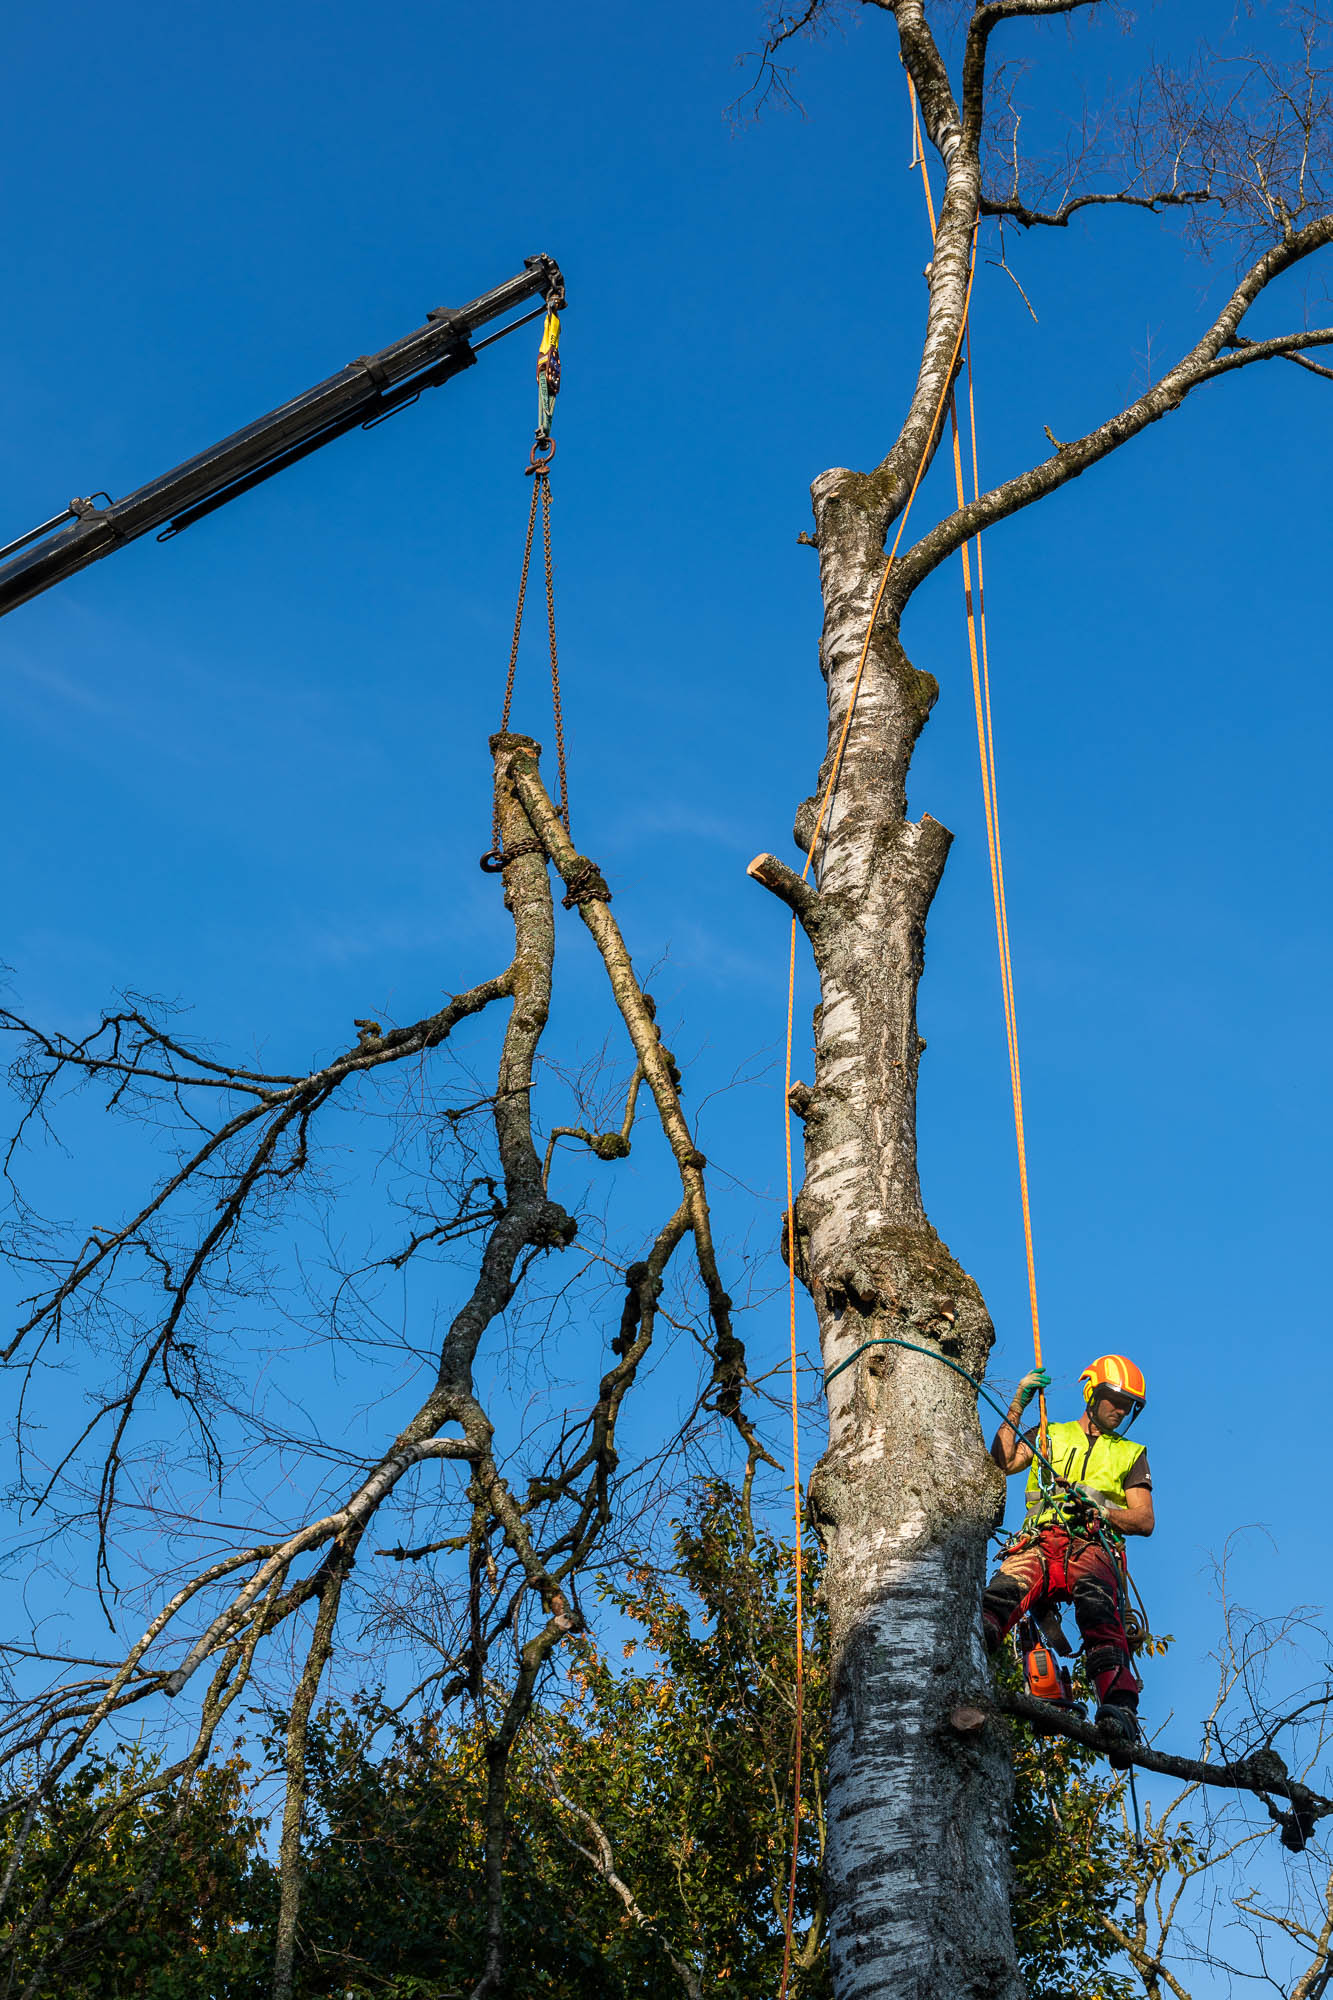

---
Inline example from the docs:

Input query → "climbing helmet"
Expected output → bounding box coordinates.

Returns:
[1079,1354,1147,1413]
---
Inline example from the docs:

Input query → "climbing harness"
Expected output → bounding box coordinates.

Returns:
[479,308,570,873]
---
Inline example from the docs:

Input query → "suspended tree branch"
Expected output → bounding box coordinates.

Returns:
[0,734,758,2000]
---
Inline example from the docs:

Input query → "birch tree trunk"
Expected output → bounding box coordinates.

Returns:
[791,521,1018,2000]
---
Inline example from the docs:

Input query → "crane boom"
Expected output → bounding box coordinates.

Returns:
[0,254,565,621]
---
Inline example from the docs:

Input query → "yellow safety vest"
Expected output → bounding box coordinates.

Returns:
[1024,1419,1146,1529]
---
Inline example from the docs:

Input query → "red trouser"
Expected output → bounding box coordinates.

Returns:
[982,1525,1139,1704]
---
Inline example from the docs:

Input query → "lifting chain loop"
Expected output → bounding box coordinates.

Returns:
[478,837,546,875]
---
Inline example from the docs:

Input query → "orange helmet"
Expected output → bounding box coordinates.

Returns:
[1080,1354,1147,1409]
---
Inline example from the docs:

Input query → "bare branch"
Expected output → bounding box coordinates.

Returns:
[1209,325,1333,380]
[1002,1691,1331,1844]
[729,0,846,124]
[964,0,1103,145]
[982,186,1214,226]
[889,209,1333,610]
[505,741,763,1459]
[541,1061,644,1186]
[272,1551,349,2000]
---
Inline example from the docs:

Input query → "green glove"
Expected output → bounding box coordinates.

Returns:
[1014,1366,1051,1411]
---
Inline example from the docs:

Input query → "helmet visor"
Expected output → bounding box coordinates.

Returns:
[1092,1384,1143,1418]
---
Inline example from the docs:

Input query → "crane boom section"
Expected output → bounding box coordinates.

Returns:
[0,254,564,620]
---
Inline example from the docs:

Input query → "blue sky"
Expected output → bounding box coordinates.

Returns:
[1,0,1331,1963]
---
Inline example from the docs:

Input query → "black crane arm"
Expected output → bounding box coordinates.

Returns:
[0,253,565,621]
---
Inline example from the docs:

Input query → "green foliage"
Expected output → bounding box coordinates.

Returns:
[0,1746,272,1998]
[290,1701,627,1998]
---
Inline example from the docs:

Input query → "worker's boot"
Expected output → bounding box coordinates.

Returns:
[1095,1697,1140,1767]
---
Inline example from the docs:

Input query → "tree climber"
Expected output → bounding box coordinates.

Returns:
[982,1355,1152,1748]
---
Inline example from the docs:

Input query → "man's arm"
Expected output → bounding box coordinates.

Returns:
[1074,1479,1155,1538]
[1107,1484,1154,1539]
[990,1368,1047,1473]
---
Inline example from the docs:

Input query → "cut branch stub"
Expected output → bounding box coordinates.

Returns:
[747,852,822,936]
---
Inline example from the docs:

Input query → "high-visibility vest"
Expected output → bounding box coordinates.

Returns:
[1024,1419,1146,1529]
